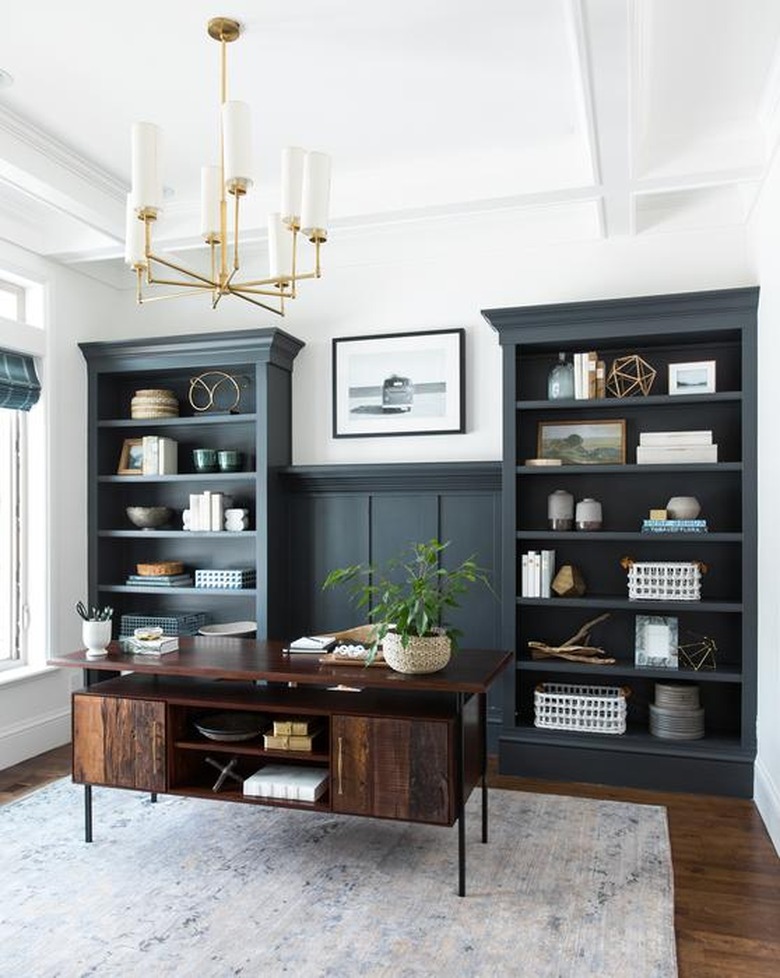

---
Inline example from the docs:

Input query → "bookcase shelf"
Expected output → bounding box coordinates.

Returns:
[483,287,758,797]
[81,330,303,640]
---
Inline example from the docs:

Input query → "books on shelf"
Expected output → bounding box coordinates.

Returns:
[573,351,601,400]
[141,436,178,475]
[521,550,556,598]
[125,573,194,587]
[636,429,718,464]
[642,519,709,534]
[286,635,336,652]
[242,764,329,802]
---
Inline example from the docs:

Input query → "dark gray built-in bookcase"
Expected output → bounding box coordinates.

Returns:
[483,287,758,797]
[80,329,303,641]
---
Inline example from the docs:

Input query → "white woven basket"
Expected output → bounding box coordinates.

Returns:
[382,632,451,674]
[534,682,629,735]
[627,561,701,601]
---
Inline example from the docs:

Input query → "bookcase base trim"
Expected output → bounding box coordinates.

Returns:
[498,736,754,798]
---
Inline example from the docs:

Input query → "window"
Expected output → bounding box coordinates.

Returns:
[0,273,43,672]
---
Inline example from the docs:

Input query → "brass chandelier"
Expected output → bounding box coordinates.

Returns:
[125,16,331,315]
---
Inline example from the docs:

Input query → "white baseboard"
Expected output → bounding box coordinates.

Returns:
[754,757,780,857]
[0,708,70,771]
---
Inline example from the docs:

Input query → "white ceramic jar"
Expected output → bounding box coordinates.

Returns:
[82,619,112,659]
[547,489,574,530]
[575,497,603,530]
[666,496,701,520]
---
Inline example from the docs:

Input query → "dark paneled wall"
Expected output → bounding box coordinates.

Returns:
[282,462,505,741]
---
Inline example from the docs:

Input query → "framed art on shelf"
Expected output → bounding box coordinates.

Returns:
[668,360,716,395]
[635,615,679,669]
[332,328,465,438]
[537,419,626,465]
[117,438,144,475]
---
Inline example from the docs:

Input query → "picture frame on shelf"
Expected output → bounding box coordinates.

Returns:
[635,615,679,669]
[668,360,716,396]
[117,438,144,475]
[537,418,626,465]
[332,328,465,438]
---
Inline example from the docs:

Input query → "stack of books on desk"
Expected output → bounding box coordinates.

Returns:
[636,430,717,464]
[243,764,329,801]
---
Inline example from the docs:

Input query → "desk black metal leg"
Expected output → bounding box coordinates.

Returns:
[84,785,93,843]
[150,793,157,803]
[480,692,488,844]
[456,692,466,897]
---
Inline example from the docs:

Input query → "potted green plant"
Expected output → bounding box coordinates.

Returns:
[322,538,492,674]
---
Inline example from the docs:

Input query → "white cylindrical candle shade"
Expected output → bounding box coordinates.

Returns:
[281,146,305,227]
[124,194,147,267]
[200,165,222,238]
[301,151,331,236]
[268,213,294,281]
[131,122,163,212]
[221,101,253,190]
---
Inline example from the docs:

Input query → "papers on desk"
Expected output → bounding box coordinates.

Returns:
[285,635,336,652]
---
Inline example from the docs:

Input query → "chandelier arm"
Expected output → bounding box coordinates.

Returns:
[137,288,218,304]
[227,287,285,316]
[227,284,291,297]
[146,253,219,288]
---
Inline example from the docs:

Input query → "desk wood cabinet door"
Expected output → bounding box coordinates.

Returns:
[73,694,166,792]
[331,715,452,825]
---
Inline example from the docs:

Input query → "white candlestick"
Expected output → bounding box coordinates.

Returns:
[301,151,331,237]
[131,122,162,212]
[124,194,147,267]
[221,101,253,191]
[268,212,294,281]
[281,146,305,227]
[200,165,221,238]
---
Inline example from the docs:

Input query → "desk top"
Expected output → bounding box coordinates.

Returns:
[49,638,512,694]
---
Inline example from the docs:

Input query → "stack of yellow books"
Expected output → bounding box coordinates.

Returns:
[264,718,323,751]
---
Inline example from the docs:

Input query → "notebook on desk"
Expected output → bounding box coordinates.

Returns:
[285,635,336,653]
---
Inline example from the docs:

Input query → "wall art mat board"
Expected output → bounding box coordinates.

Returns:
[537,418,626,464]
[332,328,465,437]
[0,779,676,978]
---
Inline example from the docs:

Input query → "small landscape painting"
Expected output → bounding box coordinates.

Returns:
[537,419,626,465]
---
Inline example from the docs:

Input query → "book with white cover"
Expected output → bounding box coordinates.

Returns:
[158,436,178,474]
[521,553,530,597]
[142,435,159,475]
[243,764,329,801]
[636,444,718,464]
[540,550,556,598]
[639,430,713,447]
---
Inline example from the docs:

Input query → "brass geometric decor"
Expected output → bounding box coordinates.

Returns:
[606,354,657,397]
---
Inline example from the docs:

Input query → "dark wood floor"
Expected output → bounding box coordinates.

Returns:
[3,746,779,977]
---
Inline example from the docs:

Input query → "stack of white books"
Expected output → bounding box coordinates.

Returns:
[185,491,232,531]
[243,764,329,801]
[636,430,717,464]
[142,436,177,475]
[521,550,556,597]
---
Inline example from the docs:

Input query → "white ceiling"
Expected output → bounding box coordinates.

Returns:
[1,0,779,289]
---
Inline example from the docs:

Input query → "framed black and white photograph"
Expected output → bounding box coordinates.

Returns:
[668,360,716,395]
[635,615,679,669]
[332,329,465,438]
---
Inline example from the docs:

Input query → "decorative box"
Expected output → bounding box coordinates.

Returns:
[626,561,702,601]
[119,612,210,638]
[534,682,629,735]
[194,568,257,589]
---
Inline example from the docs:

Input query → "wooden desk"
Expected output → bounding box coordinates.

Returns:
[50,639,512,896]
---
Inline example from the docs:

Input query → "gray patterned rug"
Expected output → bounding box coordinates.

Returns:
[0,779,676,977]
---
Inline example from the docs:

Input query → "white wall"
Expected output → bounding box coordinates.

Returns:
[749,157,780,855]
[0,239,115,769]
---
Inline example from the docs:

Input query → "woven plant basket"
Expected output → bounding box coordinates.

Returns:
[382,632,451,674]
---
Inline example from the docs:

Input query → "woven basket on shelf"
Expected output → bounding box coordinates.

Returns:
[136,561,184,577]
[131,389,179,419]
[382,632,451,674]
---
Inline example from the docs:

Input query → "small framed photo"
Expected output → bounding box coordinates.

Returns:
[537,418,626,465]
[668,360,716,396]
[117,438,144,475]
[332,328,465,438]
[635,615,679,669]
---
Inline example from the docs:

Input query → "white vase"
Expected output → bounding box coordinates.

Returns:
[666,496,701,520]
[82,619,112,659]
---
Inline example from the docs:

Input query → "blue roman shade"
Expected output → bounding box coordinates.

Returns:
[0,349,41,411]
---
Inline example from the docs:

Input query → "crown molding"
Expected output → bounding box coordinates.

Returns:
[0,104,126,203]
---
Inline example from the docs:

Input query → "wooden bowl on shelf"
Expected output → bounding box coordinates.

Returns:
[136,561,184,577]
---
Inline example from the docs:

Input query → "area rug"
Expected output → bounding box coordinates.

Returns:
[0,780,676,977]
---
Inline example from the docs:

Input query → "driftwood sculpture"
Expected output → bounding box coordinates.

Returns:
[528,612,616,664]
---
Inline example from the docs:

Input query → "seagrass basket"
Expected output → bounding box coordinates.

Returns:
[382,632,451,674]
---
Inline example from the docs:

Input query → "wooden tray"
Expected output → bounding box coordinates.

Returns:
[319,653,388,668]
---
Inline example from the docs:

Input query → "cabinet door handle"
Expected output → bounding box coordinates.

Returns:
[152,720,160,773]
[337,735,344,795]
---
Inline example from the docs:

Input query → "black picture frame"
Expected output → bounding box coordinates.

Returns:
[332,328,466,438]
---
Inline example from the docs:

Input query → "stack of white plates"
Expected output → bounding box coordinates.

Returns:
[131,389,179,419]
[650,682,705,740]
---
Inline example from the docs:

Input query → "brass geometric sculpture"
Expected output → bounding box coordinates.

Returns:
[551,564,586,597]
[606,354,657,397]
